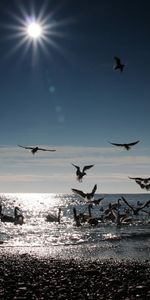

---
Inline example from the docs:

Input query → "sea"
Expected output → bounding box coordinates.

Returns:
[0,193,150,261]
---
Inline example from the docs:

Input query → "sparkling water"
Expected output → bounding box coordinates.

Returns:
[0,193,149,261]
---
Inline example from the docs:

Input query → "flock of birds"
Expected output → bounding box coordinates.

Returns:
[72,197,150,227]
[18,138,149,192]
[0,57,150,227]
[0,193,149,227]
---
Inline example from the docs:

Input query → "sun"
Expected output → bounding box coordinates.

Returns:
[3,2,75,62]
[27,22,42,39]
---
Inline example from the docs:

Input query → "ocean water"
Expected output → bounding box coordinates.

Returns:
[0,193,150,261]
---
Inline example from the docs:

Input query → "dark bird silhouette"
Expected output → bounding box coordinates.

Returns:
[73,207,82,227]
[129,177,150,184]
[121,196,150,215]
[114,56,125,72]
[46,208,61,224]
[87,204,99,226]
[110,206,132,226]
[73,205,99,226]
[72,164,94,182]
[0,205,24,225]
[18,145,56,154]
[109,140,139,150]
[129,177,150,190]
[72,184,97,200]
[135,180,150,191]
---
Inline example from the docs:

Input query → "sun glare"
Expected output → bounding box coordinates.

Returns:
[3,2,75,62]
[27,22,42,39]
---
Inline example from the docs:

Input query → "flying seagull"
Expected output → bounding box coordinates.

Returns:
[109,140,139,150]
[121,196,150,215]
[129,177,150,184]
[114,56,125,72]
[18,145,56,154]
[72,184,97,200]
[72,164,94,182]
[133,180,150,191]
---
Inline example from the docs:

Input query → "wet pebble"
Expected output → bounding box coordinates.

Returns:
[0,254,149,300]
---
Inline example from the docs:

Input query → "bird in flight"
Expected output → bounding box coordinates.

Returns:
[121,196,150,215]
[109,140,139,150]
[136,181,150,190]
[72,164,94,182]
[113,56,125,72]
[129,177,150,190]
[18,145,56,154]
[72,184,97,200]
[129,176,150,184]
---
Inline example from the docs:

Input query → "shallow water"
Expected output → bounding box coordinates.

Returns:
[0,193,150,261]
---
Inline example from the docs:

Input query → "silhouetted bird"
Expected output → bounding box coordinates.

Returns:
[72,164,94,182]
[136,180,150,191]
[18,145,56,154]
[87,204,99,226]
[114,56,125,72]
[129,176,150,184]
[72,184,97,200]
[73,205,99,226]
[129,177,150,190]
[109,140,139,150]
[121,196,150,215]
[0,205,24,225]
[73,207,82,227]
[46,208,61,224]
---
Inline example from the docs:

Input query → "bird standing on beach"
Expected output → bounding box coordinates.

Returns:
[113,56,125,72]
[72,184,97,200]
[109,140,139,150]
[18,145,56,154]
[72,164,94,182]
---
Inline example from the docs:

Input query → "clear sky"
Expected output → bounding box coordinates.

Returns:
[0,0,150,193]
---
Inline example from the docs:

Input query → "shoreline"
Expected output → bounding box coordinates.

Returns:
[1,253,150,299]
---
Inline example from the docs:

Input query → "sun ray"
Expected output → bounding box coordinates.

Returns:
[1,1,77,64]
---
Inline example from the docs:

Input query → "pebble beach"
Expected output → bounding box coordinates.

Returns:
[0,252,150,300]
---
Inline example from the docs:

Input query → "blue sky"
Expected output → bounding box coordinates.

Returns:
[0,0,150,193]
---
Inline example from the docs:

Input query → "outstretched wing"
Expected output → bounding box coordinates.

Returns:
[127,141,139,146]
[72,164,80,171]
[121,196,134,212]
[114,56,121,64]
[72,188,85,198]
[129,176,143,181]
[37,148,56,152]
[92,184,97,194]
[18,145,34,150]
[109,142,124,147]
[83,165,94,172]
[139,200,150,210]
